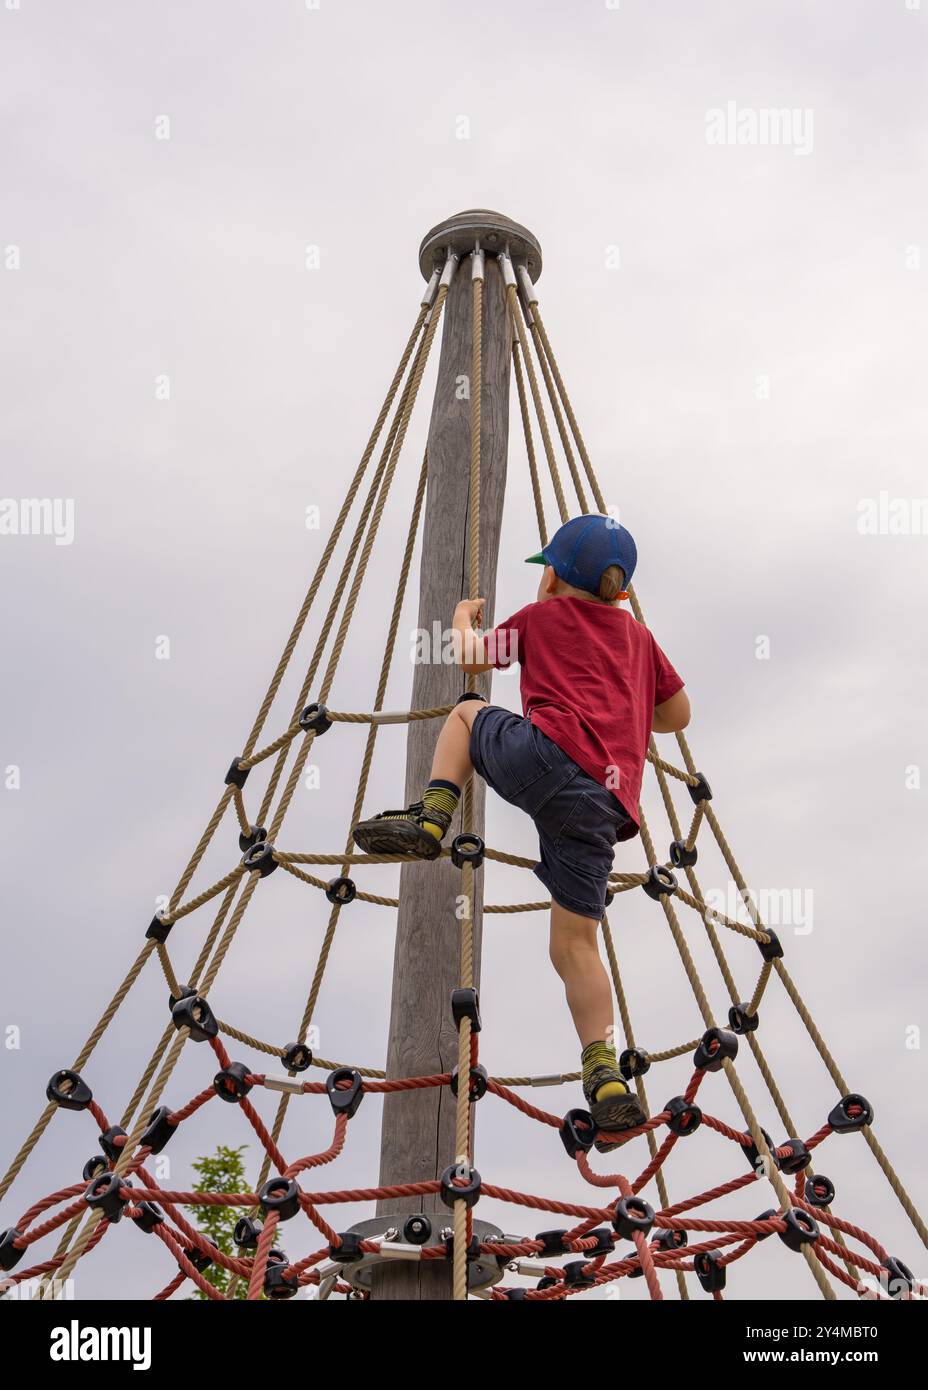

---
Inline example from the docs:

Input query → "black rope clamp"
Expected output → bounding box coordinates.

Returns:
[777,1208,819,1252]
[85,1172,129,1223]
[619,1047,650,1079]
[670,839,697,869]
[82,1155,108,1183]
[403,1215,432,1245]
[757,927,784,962]
[665,1096,702,1137]
[326,875,357,906]
[213,1062,253,1104]
[146,914,173,943]
[728,1002,759,1035]
[753,1209,780,1241]
[282,1041,313,1072]
[140,1105,175,1154]
[584,1228,615,1257]
[687,772,712,805]
[224,757,249,789]
[693,1027,738,1072]
[299,702,332,736]
[654,1227,688,1252]
[777,1138,811,1175]
[46,1069,93,1112]
[440,1163,481,1210]
[612,1196,654,1240]
[234,1217,263,1249]
[238,824,267,852]
[99,1125,128,1163]
[0,1228,25,1272]
[740,1127,775,1172]
[604,887,615,907]
[828,1093,873,1133]
[804,1174,835,1208]
[563,1260,596,1289]
[559,1108,596,1157]
[131,1201,164,1234]
[642,864,677,900]
[536,1229,570,1256]
[502,1287,528,1300]
[326,1066,364,1119]
[456,691,487,705]
[883,1256,915,1299]
[695,1249,726,1292]
[451,833,485,869]
[329,1231,363,1263]
[171,992,218,1042]
[183,1238,218,1273]
[242,840,277,877]
[451,986,481,1033]
[265,1253,299,1300]
[443,1232,481,1263]
[259,1177,301,1222]
[450,1063,488,1102]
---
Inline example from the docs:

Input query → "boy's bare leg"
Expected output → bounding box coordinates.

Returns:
[428,698,485,788]
[548,901,614,1047]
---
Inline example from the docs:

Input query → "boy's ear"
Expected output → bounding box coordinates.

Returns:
[543,564,559,593]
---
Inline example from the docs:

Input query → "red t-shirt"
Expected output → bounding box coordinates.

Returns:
[485,596,684,838]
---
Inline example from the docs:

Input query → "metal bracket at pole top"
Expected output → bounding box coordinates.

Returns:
[471,242,485,283]
[420,267,440,310]
[424,251,459,325]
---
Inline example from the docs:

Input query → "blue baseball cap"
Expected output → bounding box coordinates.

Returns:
[526,514,637,594]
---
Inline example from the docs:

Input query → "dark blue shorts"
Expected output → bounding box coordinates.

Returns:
[469,704,631,921]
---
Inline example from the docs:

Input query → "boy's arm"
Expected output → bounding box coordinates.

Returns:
[452,598,494,673]
[652,687,691,733]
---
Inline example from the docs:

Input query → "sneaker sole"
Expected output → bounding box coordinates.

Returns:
[353,818,442,861]
[590,1091,647,1152]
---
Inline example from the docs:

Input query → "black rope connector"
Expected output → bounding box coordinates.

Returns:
[234,1217,262,1249]
[325,876,356,906]
[171,992,218,1042]
[213,1062,253,1104]
[455,691,487,706]
[502,1286,528,1299]
[883,1256,915,1299]
[82,1155,108,1183]
[777,1138,811,1175]
[536,1229,570,1256]
[828,1093,873,1133]
[146,914,174,943]
[753,1209,780,1241]
[326,1066,364,1119]
[728,1002,759,1035]
[777,1208,819,1253]
[585,1228,615,1257]
[670,839,698,869]
[604,887,615,907]
[0,1229,25,1272]
[241,840,277,877]
[695,1249,726,1292]
[443,1232,481,1263]
[642,864,678,900]
[687,772,712,805]
[536,1274,559,1290]
[739,1127,775,1173]
[259,1177,301,1222]
[46,1069,93,1112]
[560,1108,596,1157]
[804,1174,836,1208]
[440,1163,481,1210]
[329,1231,363,1264]
[182,1237,218,1273]
[693,1027,738,1072]
[265,1253,299,1300]
[403,1215,432,1245]
[665,1096,702,1137]
[451,986,481,1033]
[619,1047,650,1079]
[612,1196,654,1240]
[299,702,332,736]
[654,1227,688,1252]
[140,1105,175,1154]
[451,833,485,869]
[99,1125,128,1163]
[757,927,784,962]
[450,1063,488,1102]
[85,1172,129,1223]
[131,1202,164,1235]
[238,824,267,852]
[563,1261,596,1289]
[224,757,249,789]
[282,1042,313,1073]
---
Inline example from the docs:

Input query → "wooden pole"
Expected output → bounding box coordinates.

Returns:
[371,212,540,1299]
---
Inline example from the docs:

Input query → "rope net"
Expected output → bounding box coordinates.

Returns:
[1,249,924,1304]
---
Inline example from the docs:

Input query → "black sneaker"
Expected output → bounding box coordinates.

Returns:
[582,1068,647,1153]
[352,801,452,861]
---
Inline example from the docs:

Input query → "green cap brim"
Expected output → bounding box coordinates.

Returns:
[525,551,547,564]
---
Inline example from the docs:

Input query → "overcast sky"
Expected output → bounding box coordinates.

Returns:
[1,0,926,1303]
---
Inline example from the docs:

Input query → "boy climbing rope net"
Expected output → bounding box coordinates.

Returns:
[354,513,690,1151]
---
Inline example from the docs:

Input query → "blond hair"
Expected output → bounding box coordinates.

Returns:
[597,565,626,603]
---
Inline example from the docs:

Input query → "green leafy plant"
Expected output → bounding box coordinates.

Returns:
[187,1144,282,1300]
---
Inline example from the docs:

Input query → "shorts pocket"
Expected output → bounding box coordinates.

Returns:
[552,790,620,869]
